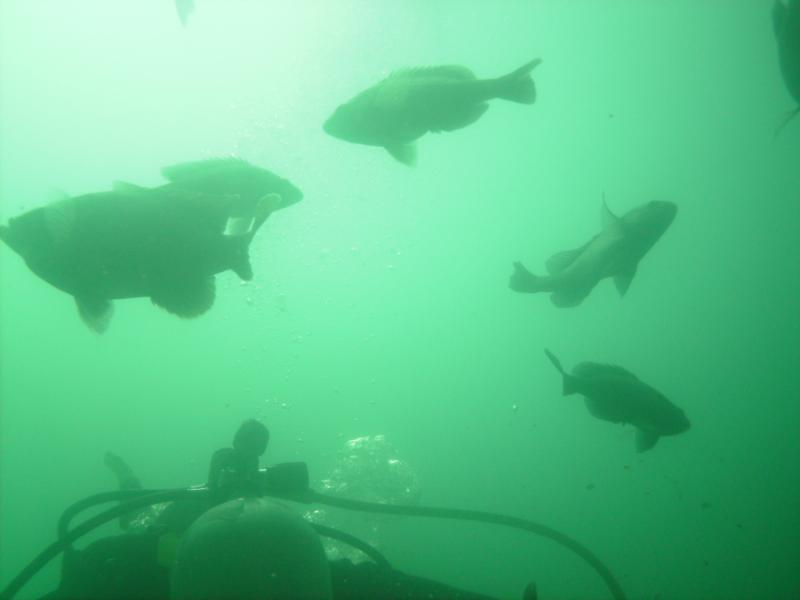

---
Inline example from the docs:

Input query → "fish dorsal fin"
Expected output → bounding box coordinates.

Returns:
[545,245,586,275]
[161,158,250,183]
[385,143,417,166]
[390,65,476,82]
[773,0,786,36]
[601,194,621,229]
[112,181,148,193]
[614,263,638,297]
[573,362,640,381]
[635,429,660,453]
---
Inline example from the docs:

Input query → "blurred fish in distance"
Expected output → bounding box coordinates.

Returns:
[175,0,195,26]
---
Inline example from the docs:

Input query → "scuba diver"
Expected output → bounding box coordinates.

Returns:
[3,420,626,600]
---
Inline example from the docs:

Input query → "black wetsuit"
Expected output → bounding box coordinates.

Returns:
[41,531,497,600]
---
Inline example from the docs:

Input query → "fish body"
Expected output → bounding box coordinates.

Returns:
[773,0,800,132]
[323,59,541,165]
[0,159,301,332]
[544,350,690,453]
[510,199,676,307]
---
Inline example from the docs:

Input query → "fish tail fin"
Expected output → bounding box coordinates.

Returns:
[775,106,800,137]
[544,349,577,395]
[510,261,543,293]
[496,58,542,104]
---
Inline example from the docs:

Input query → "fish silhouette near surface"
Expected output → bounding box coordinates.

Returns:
[544,350,690,453]
[773,0,800,133]
[0,159,302,333]
[175,0,195,26]
[510,199,676,307]
[323,59,542,165]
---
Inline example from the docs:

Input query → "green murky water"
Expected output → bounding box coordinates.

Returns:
[1,1,798,598]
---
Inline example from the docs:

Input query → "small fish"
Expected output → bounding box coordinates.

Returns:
[0,158,302,332]
[543,349,690,453]
[175,0,195,26]
[510,198,676,307]
[323,59,541,165]
[773,0,800,134]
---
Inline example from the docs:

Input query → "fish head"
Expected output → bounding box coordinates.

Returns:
[0,211,51,261]
[277,178,304,208]
[323,102,361,141]
[665,406,691,435]
[323,97,383,145]
[630,200,677,241]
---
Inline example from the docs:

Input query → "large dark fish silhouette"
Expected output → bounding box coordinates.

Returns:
[0,159,302,332]
[323,59,541,165]
[510,199,676,307]
[773,0,800,134]
[544,350,690,453]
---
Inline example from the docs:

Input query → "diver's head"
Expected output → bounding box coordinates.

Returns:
[171,497,331,600]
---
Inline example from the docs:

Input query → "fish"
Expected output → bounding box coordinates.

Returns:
[773,0,800,134]
[0,158,302,333]
[323,59,542,165]
[510,198,676,307]
[543,349,690,453]
[175,0,195,26]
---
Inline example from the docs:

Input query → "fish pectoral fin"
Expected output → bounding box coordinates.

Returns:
[151,276,216,318]
[635,429,660,453]
[432,103,489,132]
[253,192,282,228]
[75,296,114,333]
[385,143,417,166]
[613,263,638,297]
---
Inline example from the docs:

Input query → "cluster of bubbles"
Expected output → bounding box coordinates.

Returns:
[305,434,421,562]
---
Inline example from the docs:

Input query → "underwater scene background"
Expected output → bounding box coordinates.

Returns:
[1,1,799,598]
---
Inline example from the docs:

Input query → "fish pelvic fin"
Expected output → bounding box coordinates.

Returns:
[386,143,417,166]
[151,276,216,318]
[775,105,800,137]
[509,261,543,293]
[75,296,114,333]
[496,58,542,104]
[635,429,660,453]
